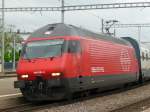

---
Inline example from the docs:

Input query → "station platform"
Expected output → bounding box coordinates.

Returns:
[0,72,17,78]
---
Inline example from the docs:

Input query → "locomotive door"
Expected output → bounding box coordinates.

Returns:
[71,40,82,76]
[68,40,83,89]
[74,41,83,89]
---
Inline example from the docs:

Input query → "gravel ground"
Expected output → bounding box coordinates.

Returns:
[36,83,150,112]
[112,97,150,112]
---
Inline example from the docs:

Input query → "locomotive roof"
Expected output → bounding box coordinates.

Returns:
[30,23,130,46]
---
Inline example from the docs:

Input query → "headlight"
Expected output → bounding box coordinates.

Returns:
[21,74,29,78]
[51,73,61,77]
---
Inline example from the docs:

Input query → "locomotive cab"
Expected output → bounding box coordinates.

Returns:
[14,37,82,101]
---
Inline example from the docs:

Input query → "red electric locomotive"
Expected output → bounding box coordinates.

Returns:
[14,23,142,101]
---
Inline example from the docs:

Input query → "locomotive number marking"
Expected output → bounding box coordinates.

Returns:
[33,71,45,74]
[91,67,105,73]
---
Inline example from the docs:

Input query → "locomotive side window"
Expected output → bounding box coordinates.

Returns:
[68,40,81,53]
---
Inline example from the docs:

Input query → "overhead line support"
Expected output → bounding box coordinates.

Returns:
[0,2,150,12]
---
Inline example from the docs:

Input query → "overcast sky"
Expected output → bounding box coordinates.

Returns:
[1,0,150,42]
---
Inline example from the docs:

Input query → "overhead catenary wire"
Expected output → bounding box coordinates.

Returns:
[1,2,150,12]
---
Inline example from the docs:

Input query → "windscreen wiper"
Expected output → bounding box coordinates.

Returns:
[47,55,56,61]
[24,53,31,62]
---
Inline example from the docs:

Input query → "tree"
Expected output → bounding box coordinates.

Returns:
[0,31,24,62]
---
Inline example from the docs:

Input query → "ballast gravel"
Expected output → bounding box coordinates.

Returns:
[37,83,150,112]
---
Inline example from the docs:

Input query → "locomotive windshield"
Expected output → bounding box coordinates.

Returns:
[22,39,64,59]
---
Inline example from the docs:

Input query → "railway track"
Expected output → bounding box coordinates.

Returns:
[0,103,32,112]
[1,80,150,112]
[0,102,60,112]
